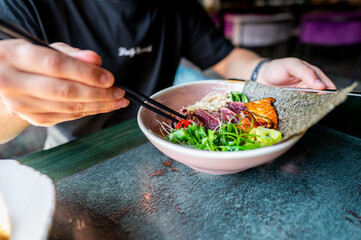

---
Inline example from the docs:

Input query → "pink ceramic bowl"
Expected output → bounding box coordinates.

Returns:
[137,80,303,175]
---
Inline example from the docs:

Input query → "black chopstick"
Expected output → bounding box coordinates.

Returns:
[0,19,50,48]
[123,92,182,122]
[0,19,186,122]
[115,83,186,121]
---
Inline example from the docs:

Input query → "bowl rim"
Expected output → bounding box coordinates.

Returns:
[137,80,304,158]
[150,79,245,98]
[0,159,56,240]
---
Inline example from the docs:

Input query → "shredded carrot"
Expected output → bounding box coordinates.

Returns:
[175,119,191,129]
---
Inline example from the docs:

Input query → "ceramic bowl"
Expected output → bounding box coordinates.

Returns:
[0,159,56,240]
[137,80,304,175]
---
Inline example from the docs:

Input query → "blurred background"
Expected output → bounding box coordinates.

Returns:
[1,0,361,158]
[176,0,361,87]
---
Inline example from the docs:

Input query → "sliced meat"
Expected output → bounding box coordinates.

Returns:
[220,108,239,123]
[209,111,223,121]
[227,102,247,114]
[194,109,220,130]
[173,97,278,132]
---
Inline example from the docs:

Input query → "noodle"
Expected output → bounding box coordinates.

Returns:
[185,92,231,112]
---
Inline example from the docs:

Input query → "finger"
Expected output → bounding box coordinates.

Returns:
[0,67,124,102]
[5,40,113,88]
[51,42,102,66]
[1,94,129,114]
[301,61,336,89]
[286,59,326,90]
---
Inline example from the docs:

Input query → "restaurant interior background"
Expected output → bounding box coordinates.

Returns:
[1,0,361,158]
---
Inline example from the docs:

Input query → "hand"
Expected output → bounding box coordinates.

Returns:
[0,40,129,127]
[257,58,336,89]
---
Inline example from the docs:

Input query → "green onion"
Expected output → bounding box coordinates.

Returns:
[231,91,249,103]
[166,121,282,152]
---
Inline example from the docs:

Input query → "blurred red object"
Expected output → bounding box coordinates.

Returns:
[299,11,361,46]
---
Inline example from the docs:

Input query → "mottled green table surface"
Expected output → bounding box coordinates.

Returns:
[19,119,361,240]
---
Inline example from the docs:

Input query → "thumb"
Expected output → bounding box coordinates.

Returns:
[50,42,102,66]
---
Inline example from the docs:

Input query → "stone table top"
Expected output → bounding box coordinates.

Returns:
[19,119,361,240]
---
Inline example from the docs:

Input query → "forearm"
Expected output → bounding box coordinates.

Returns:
[0,100,30,144]
[211,48,263,80]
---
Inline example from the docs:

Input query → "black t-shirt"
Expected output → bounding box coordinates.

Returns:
[0,0,233,146]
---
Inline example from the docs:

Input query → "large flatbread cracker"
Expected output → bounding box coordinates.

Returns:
[242,81,357,141]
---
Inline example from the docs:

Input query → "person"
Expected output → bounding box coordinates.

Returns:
[0,0,335,148]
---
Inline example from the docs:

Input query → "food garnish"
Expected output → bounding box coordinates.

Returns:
[160,91,282,151]
[175,119,191,129]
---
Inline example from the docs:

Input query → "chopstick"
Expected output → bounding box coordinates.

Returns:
[228,78,361,97]
[118,84,186,122]
[0,19,186,122]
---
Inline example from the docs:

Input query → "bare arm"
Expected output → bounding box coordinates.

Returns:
[0,100,30,144]
[212,48,262,80]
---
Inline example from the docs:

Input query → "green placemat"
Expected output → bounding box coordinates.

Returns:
[18,119,148,181]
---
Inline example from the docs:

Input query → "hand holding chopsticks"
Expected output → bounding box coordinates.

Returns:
[0,19,186,123]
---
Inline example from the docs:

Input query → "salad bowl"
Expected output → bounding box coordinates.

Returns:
[137,80,304,175]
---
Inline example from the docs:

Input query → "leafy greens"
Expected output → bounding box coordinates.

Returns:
[166,122,282,151]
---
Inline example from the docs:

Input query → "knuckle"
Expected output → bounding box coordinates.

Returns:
[306,68,317,76]
[81,66,100,82]
[103,101,116,110]
[72,111,87,118]
[111,101,119,109]
[91,88,110,100]
[0,67,9,89]
[51,42,77,53]
[69,102,85,113]
[100,89,112,100]
[43,53,64,72]
[18,41,36,57]
[59,84,78,99]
